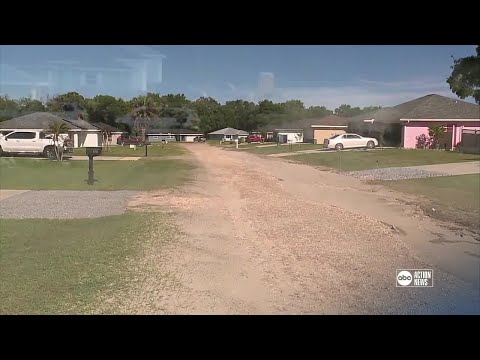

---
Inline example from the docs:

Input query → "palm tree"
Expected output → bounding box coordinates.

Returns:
[428,125,446,149]
[97,124,112,151]
[131,97,162,156]
[47,121,70,161]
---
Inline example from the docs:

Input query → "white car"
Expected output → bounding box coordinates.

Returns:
[0,130,69,158]
[325,133,379,150]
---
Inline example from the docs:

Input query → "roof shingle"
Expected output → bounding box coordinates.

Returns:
[0,112,81,130]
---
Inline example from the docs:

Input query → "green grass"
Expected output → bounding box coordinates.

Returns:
[0,158,194,190]
[288,149,480,171]
[72,143,187,157]
[372,174,480,232]
[243,143,326,155]
[206,140,270,149]
[0,212,174,314]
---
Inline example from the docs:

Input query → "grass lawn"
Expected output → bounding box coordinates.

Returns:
[206,140,272,149]
[0,212,175,314]
[288,149,480,171]
[72,143,187,157]
[242,143,326,155]
[0,158,194,190]
[372,174,480,232]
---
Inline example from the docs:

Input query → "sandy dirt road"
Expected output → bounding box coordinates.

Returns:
[100,144,479,314]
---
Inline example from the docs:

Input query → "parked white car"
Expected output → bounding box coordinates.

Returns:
[325,133,379,150]
[0,130,69,158]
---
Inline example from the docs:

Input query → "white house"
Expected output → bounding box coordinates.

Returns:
[273,129,304,143]
[208,127,249,140]
[0,112,101,148]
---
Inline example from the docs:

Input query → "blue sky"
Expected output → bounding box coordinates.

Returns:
[0,45,476,109]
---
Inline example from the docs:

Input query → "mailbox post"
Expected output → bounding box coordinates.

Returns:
[86,147,102,185]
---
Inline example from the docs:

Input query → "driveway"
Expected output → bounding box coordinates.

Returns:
[409,161,480,176]
[99,143,479,314]
[0,190,29,201]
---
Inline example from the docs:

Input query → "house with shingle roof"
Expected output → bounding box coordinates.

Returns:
[208,127,249,140]
[0,112,101,147]
[302,115,349,144]
[146,128,203,143]
[347,94,480,149]
[91,122,126,145]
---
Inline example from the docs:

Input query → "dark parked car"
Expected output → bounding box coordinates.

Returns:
[194,136,206,142]
[117,135,145,146]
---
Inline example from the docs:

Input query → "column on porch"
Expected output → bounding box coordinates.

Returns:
[451,124,455,151]
[73,132,79,148]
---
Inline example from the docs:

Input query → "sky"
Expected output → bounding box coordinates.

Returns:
[0,45,477,109]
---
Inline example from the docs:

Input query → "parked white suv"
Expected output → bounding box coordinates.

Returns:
[325,133,379,150]
[0,131,68,158]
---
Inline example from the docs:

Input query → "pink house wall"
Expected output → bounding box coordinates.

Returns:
[403,121,480,149]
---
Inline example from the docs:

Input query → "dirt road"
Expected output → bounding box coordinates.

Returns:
[102,144,479,314]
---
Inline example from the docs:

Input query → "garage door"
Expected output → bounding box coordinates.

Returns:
[314,129,346,145]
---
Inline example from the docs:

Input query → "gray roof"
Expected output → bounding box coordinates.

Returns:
[208,127,249,136]
[64,118,99,130]
[0,112,80,130]
[348,94,480,124]
[264,115,344,130]
[147,129,203,135]
[91,122,124,132]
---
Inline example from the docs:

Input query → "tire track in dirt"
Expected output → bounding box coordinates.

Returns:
[94,144,479,314]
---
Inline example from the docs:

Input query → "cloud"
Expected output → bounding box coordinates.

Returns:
[226,82,236,91]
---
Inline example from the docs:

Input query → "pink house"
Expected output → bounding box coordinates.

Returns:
[401,120,480,150]
[399,95,480,150]
[347,94,480,149]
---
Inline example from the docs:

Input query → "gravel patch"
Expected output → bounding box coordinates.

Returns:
[0,190,140,219]
[347,167,444,181]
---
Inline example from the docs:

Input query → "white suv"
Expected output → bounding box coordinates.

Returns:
[325,133,379,150]
[0,131,67,158]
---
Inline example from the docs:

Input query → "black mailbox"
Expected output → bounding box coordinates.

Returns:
[86,147,102,157]
[86,147,102,185]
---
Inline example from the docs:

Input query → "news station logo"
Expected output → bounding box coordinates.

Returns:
[396,269,433,287]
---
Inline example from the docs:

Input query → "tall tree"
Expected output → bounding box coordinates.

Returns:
[87,95,129,125]
[47,121,70,161]
[334,104,363,117]
[46,92,87,112]
[0,96,19,112]
[17,98,46,112]
[131,97,162,155]
[194,97,225,133]
[447,45,480,104]
[361,106,382,114]
[162,94,192,109]
[307,106,333,118]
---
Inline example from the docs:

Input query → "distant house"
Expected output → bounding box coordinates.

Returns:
[64,118,102,147]
[0,112,101,147]
[147,129,203,143]
[273,129,304,144]
[208,127,249,140]
[92,122,125,145]
[302,115,349,144]
[347,94,480,149]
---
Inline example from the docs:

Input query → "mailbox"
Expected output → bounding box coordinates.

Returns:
[86,147,102,157]
[85,147,102,185]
